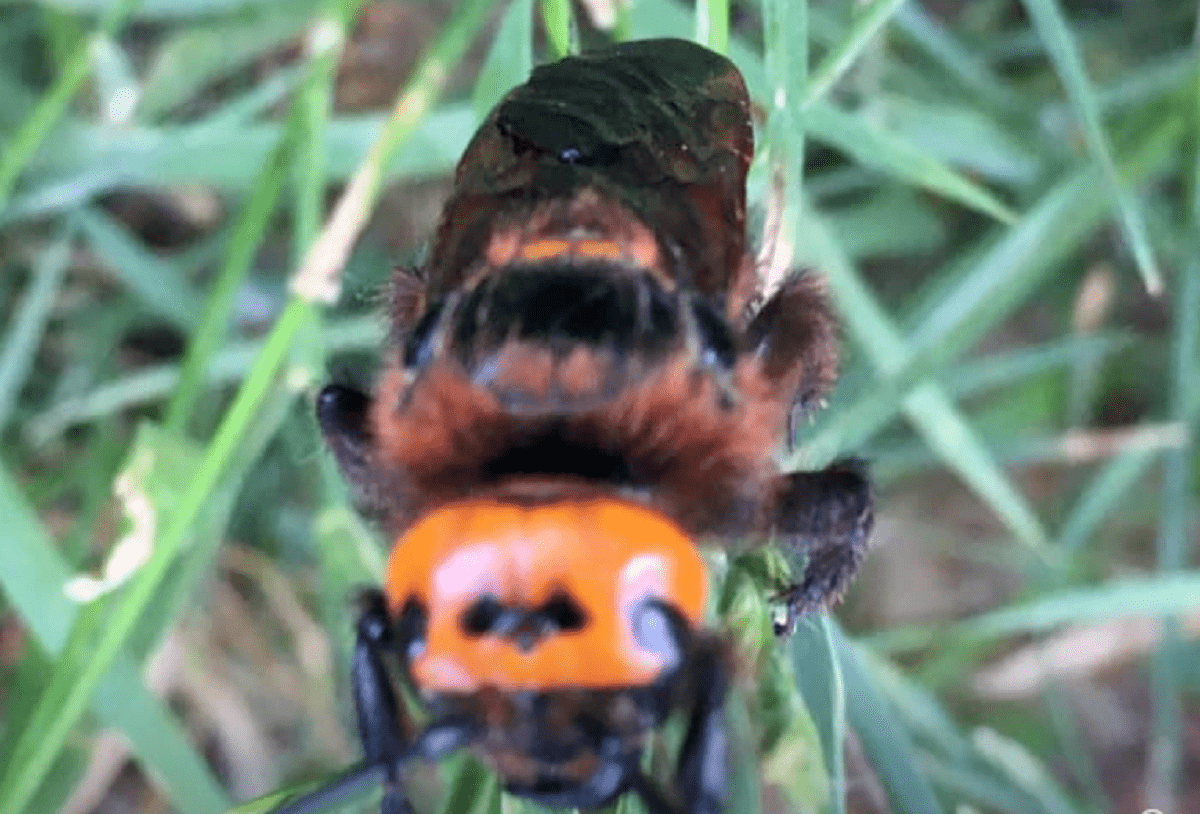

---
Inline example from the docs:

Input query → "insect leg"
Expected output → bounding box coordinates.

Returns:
[354,589,417,814]
[674,643,728,814]
[273,591,419,814]
[628,772,684,814]
[741,274,839,430]
[770,460,873,634]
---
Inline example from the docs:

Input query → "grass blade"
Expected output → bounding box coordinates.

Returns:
[76,207,202,330]
[1020,0,1162,293]
[790,616,846,814]
[695,0,730,53]
[0,221,74,430]
[833,623,946,814]
[802,0,907,112]
[538,0,574,58]
[806,101,1018,224]
[471,0,534,116]
[960,573,1200,640]
[0,461,231,814]
[796,201,1051,553]
[0,0,141,205]
[290,0,494,305]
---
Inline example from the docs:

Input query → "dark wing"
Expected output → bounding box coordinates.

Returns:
[429,38,754,299]
[492,38,751,179]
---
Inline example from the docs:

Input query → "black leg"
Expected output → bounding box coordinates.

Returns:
[674,646,728,814]
[271,592,418,814]
[770,460,873,634]
[353,590,416,814]
[629,772,683,814]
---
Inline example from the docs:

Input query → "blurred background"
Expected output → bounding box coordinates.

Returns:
[0,1,1197,813]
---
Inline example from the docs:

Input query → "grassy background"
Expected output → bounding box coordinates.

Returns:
[0,1,1197,813]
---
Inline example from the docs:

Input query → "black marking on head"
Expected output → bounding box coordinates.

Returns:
[539,591,588,633]
[462,595,505,636]
[461,592,588,646]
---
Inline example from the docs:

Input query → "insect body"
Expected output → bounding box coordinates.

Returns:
[285,37,872,814]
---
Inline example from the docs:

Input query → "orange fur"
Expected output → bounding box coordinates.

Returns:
[745,273,840,415]
[484,229,522,268]
[438,189,673,297]
[367,347,788,536]
[517,238,572,262]
[489,345,557,404]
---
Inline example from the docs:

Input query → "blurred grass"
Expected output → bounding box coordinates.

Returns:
[0,2,1197,814]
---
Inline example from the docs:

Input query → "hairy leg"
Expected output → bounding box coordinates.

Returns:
[769,460,873,634]
[741,273,839,426]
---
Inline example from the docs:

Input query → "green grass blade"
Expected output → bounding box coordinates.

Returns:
[25,315,379,441]
[0,0,141,206]
[802,0,907,112]
[833,624,946,814]
[959,573,1200,640]
[1020,0,1162,293]
[970,729,1080,814]
[290,0,494,305]
[805,333,1129,465]
[1054,446,1160,558]
[695,0,729,53]
[538,0,573,57]
[790,616,845,814]
[471,0,534,117]
[161,111,300,431]
[442,757,501,814]
[7,106,476,222]
[806,101,1018,224]
[76,206,202,330]
[0,221,73,430]
[0,289,312,814]
[0,461,231,814]
[892,1,1016,111]
[138,7,314,120]
[902,116,1183,377]
[796,201,1051,553]
[290,16,338,264]
[1146,252,1199,806]
[878,97,1041,184]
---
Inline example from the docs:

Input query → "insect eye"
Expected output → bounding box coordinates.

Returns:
[540,592,588,632]
[461,595,505,635]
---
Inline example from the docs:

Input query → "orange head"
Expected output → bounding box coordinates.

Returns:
[384,497,708,693]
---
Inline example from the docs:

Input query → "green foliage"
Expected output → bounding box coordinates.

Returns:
[1,1,1197,814]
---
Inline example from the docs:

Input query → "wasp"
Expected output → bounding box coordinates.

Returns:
[280,37,872,814]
